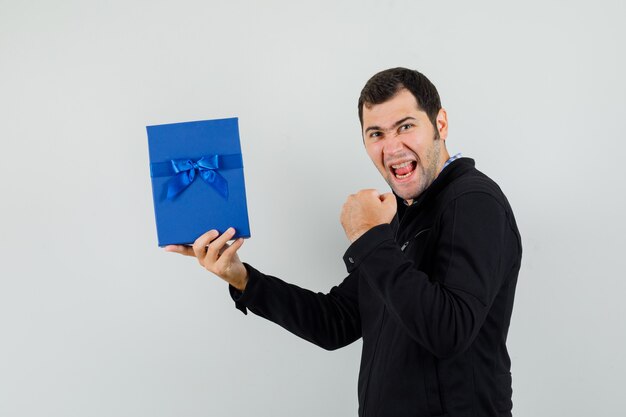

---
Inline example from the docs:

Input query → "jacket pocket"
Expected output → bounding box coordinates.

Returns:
[400,228,432,266]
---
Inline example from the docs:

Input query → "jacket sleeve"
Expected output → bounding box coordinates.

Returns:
[227,264,362,351]
[343,191,519,359]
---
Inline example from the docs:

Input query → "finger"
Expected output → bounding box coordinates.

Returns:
[164,245,195,256]
[214,239,245,273]
[205,227,236,261]
[217,241,230,256]
[358,188,378,198]
[218,237,244,262]
[379,192,395,202]
[192,229,219,258]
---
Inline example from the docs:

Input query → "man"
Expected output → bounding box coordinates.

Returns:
[165,68,522,417]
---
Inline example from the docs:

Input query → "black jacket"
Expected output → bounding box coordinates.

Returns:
[229,158,522,417]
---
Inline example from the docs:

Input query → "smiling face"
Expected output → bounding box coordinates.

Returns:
[362,88,450,204]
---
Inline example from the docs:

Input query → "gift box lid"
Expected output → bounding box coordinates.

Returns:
[146,117,250,246]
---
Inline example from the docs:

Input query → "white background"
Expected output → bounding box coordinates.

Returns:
[1,0,624,416]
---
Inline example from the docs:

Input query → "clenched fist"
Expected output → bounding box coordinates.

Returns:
[340,190,397,243]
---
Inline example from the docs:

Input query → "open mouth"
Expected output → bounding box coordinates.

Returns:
[391,160,417,180]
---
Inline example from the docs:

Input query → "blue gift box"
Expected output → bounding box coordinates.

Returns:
[146,117,251,246]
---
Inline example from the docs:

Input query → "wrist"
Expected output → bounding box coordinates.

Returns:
[349,230,366,243]
[349,223,380,243]
[232,269,249,292]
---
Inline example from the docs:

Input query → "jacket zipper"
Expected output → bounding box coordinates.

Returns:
[400,228,431,252]
[362,214,429,415]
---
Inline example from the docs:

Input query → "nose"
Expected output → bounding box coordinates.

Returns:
[383,132,404,154]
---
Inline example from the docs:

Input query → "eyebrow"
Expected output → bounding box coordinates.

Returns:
[364,116,417,133]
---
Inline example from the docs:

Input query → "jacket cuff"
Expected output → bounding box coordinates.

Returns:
[343,224,395,273]
[228,263,261,315]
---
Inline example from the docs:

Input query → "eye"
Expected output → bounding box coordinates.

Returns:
[369,131,382,139]
[400,123,413,131]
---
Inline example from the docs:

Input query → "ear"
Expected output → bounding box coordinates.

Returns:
[436,108,448,141]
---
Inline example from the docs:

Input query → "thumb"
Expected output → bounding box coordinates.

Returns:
[380,192,397,205]
[164,245,194,257]
[381,193,397,217]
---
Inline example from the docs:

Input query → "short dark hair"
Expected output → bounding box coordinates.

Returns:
[358,67,442,128]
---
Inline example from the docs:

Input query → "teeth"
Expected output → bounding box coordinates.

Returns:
[395,172,412,179]
[391,161,413,169]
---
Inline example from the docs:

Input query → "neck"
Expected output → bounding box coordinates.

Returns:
[403,148,451,206]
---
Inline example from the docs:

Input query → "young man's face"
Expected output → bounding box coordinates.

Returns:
[362,89,449,204]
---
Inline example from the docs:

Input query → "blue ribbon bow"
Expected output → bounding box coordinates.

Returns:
[151,154,244,201]
[166,155,228,200]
